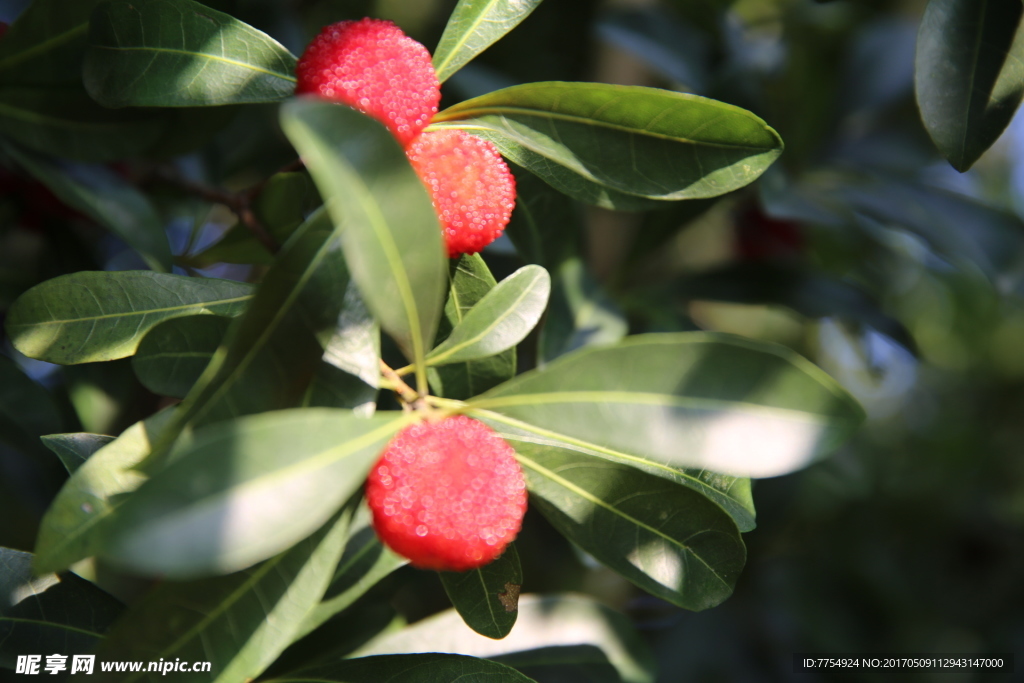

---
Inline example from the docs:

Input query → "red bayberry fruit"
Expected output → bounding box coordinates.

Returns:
[295,18,440,147]
[735,205,804,262]
[366,415,527,571]
[406,130,516,257]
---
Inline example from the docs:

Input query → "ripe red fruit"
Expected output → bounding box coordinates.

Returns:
[366,415,527,571]
[295,18,440,147]
[406,130,516,257]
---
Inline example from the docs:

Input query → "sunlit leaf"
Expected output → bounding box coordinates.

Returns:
[355,593,656,683]
[100,409,411,578]
[92,503,355,683]
[915,0,1024,171]
[1,547,123,669]
[428,265,549,366]
[5,271,252,365]
[429,254,517,400]
[282,99,446,393]
[33,410,176,575]
[433,0,544,83]
[84,0,298,107]
[512,440,745,610]
[433,82,783,208]
[469,333,864,478]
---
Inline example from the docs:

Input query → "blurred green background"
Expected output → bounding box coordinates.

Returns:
[2,0,1023,680]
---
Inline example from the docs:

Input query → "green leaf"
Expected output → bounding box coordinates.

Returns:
[131,315,231,398]
[298,501,407,639]
[147,209,354,446]
[40,433,115,475]
[539,257,627,364]
[0,547,123,670]
[503,166,582,269]
[429,254,517,400]
[2,141,173,272]
[468,333,864,479]
[84,0,298,107]
[512,440,745,610]
[33,409,176,575]
[320,280,381,392]
[429,265,549,366]
[92,503,355,683]
[5,271,253,365]
[281,99,446,394]
[0,355,62,457]
[915,0,1024,171]
[440,544,522,640]
[492,646,623,683]
[302,364,379,414]
[0,0,105,87]
[252,172,322,244]
[433,0,544,83]
[0,87,165,162]
[100,409,411,578]
[267,653,539,683]
[355,593,656,683]
[432,82,783,207]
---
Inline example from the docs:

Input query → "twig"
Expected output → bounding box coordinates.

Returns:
[380,359,421,407]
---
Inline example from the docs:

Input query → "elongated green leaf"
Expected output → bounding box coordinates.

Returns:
[154,209,352,441]
[2,141,172,272]
[468,333,864,478]
[33,409,176,575]
[432,82,783,207]
[93,504,355,683]
[298,501,407,639]
[540,257,627,364]
[320,280,381,391]
[84,0,298,107]
[915,0,1024,171]
[433,0,544,83]
[0,355,62,458]
[0,0,105,86]
[268,653,538,683]
[0,87,165,161]
[440,544,521,639]
[503,165,582,269]
[513,440,745,610]
[5,271,252,365]
[1,547,123,669]
[281,99,446,393]
[131,315,230,398]
[355,594,656,683]
[101,409,411,578]
[429,254,517,400]
[40,433,115,475]
[429,265,549,366]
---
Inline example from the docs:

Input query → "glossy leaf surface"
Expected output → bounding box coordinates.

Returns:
[440,544,522,639]
[281,99,446,389]
[5,272,252,365]
[433,82,783,207]
[93,505,354,683]
[915,0,1024,171]
[429,265,549,366]
[512,440,745,610]
[40,433,115,475]
[85,0,298,107]
[469,333,864,478]
[101,409,411,578]
[433,0,544,83]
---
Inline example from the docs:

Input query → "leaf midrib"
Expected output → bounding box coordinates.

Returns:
[91,44,297,83]
[7,295,252,327]
[517,452,732,592]
[434,106,777,150]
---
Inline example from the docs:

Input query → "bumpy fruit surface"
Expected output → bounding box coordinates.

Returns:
[406,130,517,257]
[366,415,527,571]
[295,18,439,147]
